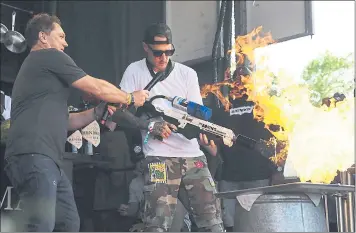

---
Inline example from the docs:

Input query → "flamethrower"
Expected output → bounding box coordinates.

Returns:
[137,95,276,159]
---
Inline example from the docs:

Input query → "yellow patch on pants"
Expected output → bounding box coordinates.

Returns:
[148,162,167,183]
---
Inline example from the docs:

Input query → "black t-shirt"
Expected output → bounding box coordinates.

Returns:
[212,97,276,182]
[5,49,87,165]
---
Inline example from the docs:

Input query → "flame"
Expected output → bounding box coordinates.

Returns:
[287,98,354,184]
[201,26,355,184]
[201,80,234,112]
[202,26,275,112]
[231,26,274,65]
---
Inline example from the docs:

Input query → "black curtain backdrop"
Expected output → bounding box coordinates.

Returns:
[56,1,164,107]
[0,1,42,94]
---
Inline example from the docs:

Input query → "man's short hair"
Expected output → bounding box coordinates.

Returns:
[25,13,61,48]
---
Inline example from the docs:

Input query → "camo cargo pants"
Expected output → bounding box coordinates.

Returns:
[142,155,223,232]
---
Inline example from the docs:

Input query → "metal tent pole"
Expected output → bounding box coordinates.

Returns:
[0,3,33,15]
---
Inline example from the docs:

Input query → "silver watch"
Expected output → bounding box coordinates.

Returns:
[130,93,135,104]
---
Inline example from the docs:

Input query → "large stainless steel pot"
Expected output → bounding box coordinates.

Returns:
[216,182,355,232]
[233,193,327,232]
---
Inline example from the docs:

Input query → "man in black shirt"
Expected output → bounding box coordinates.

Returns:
[211,68,279,232]
[3,13,150,232]
[212,97,275,231]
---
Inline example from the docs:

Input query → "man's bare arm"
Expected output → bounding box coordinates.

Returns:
[72,75,127,103]
[72,75,148,106]
[68,109,97,131]
[67,102,108,131]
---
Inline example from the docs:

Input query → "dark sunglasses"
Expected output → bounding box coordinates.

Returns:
[148,44,175,57]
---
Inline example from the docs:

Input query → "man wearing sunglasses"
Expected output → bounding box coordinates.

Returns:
[119,23,223,232]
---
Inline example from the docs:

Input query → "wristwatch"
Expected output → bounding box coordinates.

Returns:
[130,93,135,105]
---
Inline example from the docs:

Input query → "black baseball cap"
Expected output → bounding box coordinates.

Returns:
[143,23,172,45]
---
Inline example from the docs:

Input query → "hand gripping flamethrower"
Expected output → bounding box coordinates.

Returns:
[150,96,236,147]
[139,95,276,159]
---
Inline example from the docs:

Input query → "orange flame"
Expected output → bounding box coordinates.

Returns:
[200,80,235,112]
[200,26,355,184]
[201,26,275,112]
[201,26,285,163]
[228,26,274,65]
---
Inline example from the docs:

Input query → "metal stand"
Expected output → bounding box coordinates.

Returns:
[335,193,345,232]
[345,173,355,232]
[0,3,33,15]
[335,171,355,232]
[324,195,330,232]
[340,171,355,232]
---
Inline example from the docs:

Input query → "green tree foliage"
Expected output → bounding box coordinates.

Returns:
[302,51,354,106]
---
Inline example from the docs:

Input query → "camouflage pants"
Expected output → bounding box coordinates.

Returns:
[142,155,223,232]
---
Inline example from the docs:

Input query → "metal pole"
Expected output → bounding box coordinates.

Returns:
[0,2,33,15]
[229,0,236,77]
[347,172,355,232]
[339,171,355,232]
[340,172,349,232]
[335,193,345,232]
[342,197,350,232]
[346,172,355,232]
[324,195,330,232]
